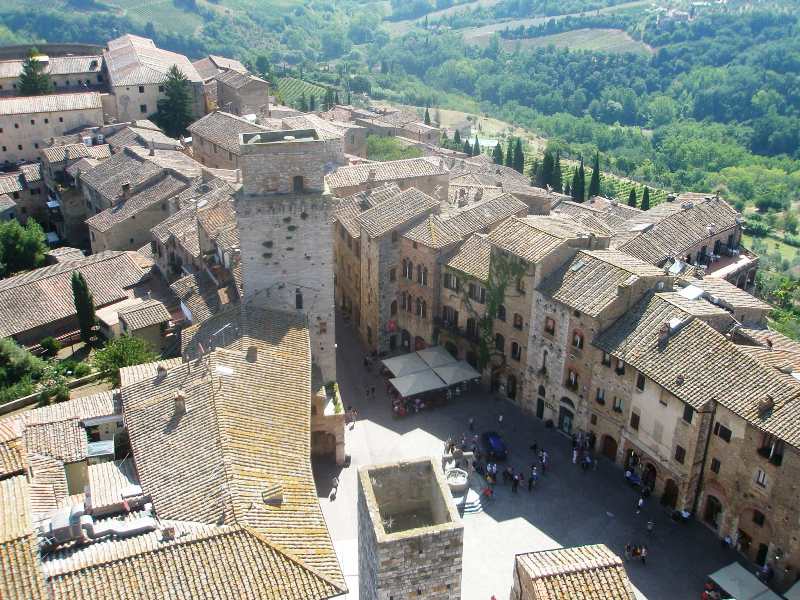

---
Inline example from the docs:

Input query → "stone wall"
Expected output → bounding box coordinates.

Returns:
[217,79,269,116]
[357,458,464,600]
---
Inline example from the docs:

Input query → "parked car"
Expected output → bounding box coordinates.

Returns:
[481,431,508,460]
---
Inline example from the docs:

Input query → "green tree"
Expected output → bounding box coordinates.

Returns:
[628,187,638,208]
[537,151,554,188]
[492,142,504,165]
[472,135,480,156]
[552,152,563,192]
[255,55,270,77]
[463,139,472,155]
[309,94,317,111]
[152,65,193,138]
[424,107,431,126]
[588,152,601,198]
[453,129,462,147]
[71,271,96,345]
[0,219,47,277]
[504,138,514,168]
[93,336,158,386]
[641,186,651,210]
[299,92,308,112]
[573,159,586,202]
[512,138,524,173]
[18,47,52,96]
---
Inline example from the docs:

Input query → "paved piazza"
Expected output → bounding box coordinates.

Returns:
[316,320,738,600]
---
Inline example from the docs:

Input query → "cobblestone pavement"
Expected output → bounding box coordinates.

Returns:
[315,318,739,600]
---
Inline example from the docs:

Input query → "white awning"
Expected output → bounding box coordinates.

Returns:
[708,563,782,600]
[416,345,458,369]
[390,370,447,397]
[381,353,429,377]
[433,361,481,386]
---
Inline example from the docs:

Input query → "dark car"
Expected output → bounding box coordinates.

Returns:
[481,431,508,460]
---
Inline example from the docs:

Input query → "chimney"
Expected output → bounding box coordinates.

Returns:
[246,345,258,363]
[161,526,176,542]
[758,395,774,418]
[658,322,670,343]
[666,193,677,202]
[766,338,774,350]
[121,182,131,201]
[174,390,187,416]
[156,364,168,380]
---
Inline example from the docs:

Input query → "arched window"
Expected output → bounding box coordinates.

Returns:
[538,385,546,398]
[417,264,423,284]
[391,300,398,316]
[295,288,303,310]
[401,259,407,279]
[513,313,523,329]
[422,267,428,286]
[407,260,414,279]
[511,342,521,361]
[421,301,427,318]
[497,304,506,321]
[573,330,584,349]
[407,295,413,313]
[400,293,406,311]
[495,333,505,352]
[416,297,422,316]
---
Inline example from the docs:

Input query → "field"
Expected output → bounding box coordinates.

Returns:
[384,0,501,37]
[461,0,649,45]
[556,163,670,208]
[277,77,336,108]
[500,28,653,55]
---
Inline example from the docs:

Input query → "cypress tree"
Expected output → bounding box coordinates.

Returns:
[641,186,651,210]
[309,94,317,111]
[570,166,580,201]
[564,182,571,197]
[552,151,563,192]
[492,142,504,165]
[512,138,524,173]
[627,188,637,208]
[504,138,514,167]
[299,92,308,112]
[576,158,586,203]
[463,139,472,155]
[153,65,193,137]
[472,135,480,156]
[529,158,539,186]
[72,271,96,345]
[18,47,53,96]
[334,90,340,105]
[588,151,601,198]
[538,151,554,188]
[424,107,431,126]
[453,129,462,147]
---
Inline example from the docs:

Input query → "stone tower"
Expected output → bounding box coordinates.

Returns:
[235,129,345,386]
[358,458,464,600]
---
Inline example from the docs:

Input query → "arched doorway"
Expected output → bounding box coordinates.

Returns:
[536,385,546,419]
[414,336,427,351]
[507,374,517,400]
[704,495,723,530]
[293,175,304,193]
[642,463,657,490]
[401,329,410,350]
[558,398,574,434]
[601,435,618,461]
[491,371,502,393]
[661,479,679,509]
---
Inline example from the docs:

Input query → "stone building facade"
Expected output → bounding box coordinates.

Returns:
[236,129,345,386]
[358,458,463,600]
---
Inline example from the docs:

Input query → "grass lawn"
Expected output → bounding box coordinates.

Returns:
[743,233,799,261]
[500,28,653,55]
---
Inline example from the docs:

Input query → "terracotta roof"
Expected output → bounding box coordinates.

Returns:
[448,161,530,188]
[332,196,365,239]
[326,157,447,191]
[21,391,118,463]
[215,69,268,90]
[0,475,47,600]
[487,215,601,264]
[0,193,17,212]
[657,290,734,322]
[188,111,270,154]
[170,270,234,325]
[0,92,102,116]
[79,149,162,204]
[121,305,344,587]
[515,544,635,600]
[19,162,42,184]
[65,157,100,178]
[356,187,439,238]
[0,251,154,338]
[0,419,26,478]
[615,195,741,265]
[676,277,772,315]
[0,173,24,194]
[41,143,111,165]
[193,54,248,80]
[86,172,191,232]
[86,458,139,510]
[119,357,184,388]
[118,299,171,330]
[445,234,492,282]
[27,453,68,520]
[553,200,630,234]
[104,34,202,86]
[105,125,181,153]
[736,327,800,356]
[539,250,666,318]
[0,55,102,79]
[44,524,343,600]
[595,292,800,446]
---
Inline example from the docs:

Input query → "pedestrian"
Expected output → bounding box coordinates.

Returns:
[541,450,548,474]
[511,474,519,493]
[331,475,339,500]
[640,545,648,565]
[636,496,644,514]
[571,434,577,449]
[646,519,654,536]
[624,544,631,561]
[469,417,475,432]
[498,414,504,427]
[572,448,578,464]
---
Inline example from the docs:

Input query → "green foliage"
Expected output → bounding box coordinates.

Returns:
[152,65,192,137]
[627,187,637,207]
[93,335,158,386]
[39,337,61,358]
[512,138,525,173]
[18,47,53,95]
[641,186,650,211]
[424,107,431,125]
[492,142,504,165]
[588,152,601,198]
[0,337,46,404]
[71,271,96,345]
[551,152,562,192]
[366,135,423,161]
[0,219,47,277]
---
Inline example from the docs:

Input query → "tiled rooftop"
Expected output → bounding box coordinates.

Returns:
[0,92,102,116]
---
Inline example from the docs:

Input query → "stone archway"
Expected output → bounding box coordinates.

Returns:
[661,478,679,509]
[704,495,723,530]
[558,399,574,434]
[601,435,618,461]
[642,463,657,490]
